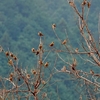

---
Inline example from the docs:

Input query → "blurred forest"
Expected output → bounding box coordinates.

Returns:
[0,0,100,99]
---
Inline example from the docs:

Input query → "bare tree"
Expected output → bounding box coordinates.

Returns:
[0,34,59,100]
[52,0,100,99]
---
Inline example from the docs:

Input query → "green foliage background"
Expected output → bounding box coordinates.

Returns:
[0,0,100,99]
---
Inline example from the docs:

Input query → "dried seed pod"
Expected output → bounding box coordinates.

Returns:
[62,40,67,45]
[31,69,37,75]
[36,50,39,55]
[61,66,66,72]
[38,31,43,36]
[71,66,75,71]
[13,56,17,60]
[69,1,74,7]
[9,73,14,77]
[75,48,79,53]
[39,44,43,49]
[79,95,82,100]
[26,74,30,79]
[52,23,56,29]
[87,52,91,56]
[42,92,47,98]
[5,51,9,56]
[9,77,13,81]
[38,60,43,65]
[10,52,14,57]
[8,59,13,66]
[42,80,46,85]
[87,2,91,8]
[31,48,35,53]
[73,58,77,67]
[90,70,94,75]
[33,89,40,95]
[44,62,49,67]
[49,42,54,47]
[82,0,87,6]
